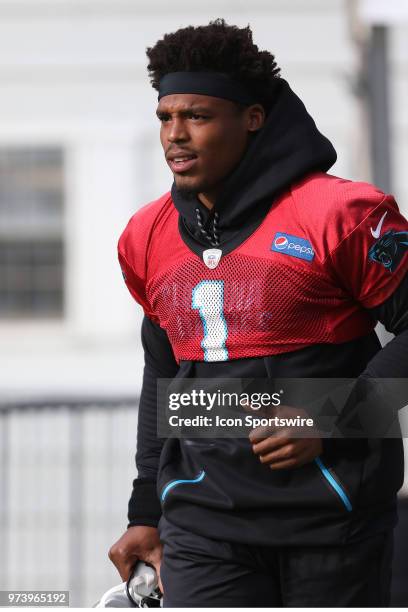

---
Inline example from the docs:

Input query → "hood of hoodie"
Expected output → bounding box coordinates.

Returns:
[170,78,337,247]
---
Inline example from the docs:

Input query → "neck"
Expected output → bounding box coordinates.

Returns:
[198,189,219,210]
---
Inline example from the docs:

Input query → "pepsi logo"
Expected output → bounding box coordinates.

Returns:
[274,236,288,250]
[271,232,315,261]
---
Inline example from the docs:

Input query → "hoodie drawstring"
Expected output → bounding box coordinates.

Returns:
[195,208,220,247]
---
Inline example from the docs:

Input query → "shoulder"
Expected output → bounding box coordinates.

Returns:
[118,191,172,263]
[289,172,394,260]
[116,192,173,319]
[291,171,388,226]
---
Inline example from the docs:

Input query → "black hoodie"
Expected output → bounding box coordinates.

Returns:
[124,79,408,546]
[172,78,337,250]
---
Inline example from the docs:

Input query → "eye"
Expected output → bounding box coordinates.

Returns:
[188,113,208,121]
[157,113,171,123]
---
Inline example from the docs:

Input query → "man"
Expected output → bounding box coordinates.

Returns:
[109,19,408,607]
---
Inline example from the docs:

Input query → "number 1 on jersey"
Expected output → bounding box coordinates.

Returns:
[192,280,229,362]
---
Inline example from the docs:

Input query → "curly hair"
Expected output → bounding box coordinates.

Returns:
[146,19,281,112]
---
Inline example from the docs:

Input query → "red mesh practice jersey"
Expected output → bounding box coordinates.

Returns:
[118,172,408,363]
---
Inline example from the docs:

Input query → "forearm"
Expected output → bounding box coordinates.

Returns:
[358,273,408,416]
[128,316,179,528]
[128,358,164,527]
[362,270,408,378]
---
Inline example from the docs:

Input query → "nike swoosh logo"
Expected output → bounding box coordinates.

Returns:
[370,211,388,239]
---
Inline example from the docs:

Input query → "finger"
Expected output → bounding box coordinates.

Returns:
[149,559,163,593]
[248,425,272,443]
[269,457,299,470]
[268,443,319,469]
[155,563,164,595]
[144,548,163,593]
[122,552,141,582]
[118,561,135,583]
[251,433,290,455]
[258,443,297,465]
[249,424,285,444]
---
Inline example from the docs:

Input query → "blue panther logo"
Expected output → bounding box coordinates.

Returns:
[368,230,408,272]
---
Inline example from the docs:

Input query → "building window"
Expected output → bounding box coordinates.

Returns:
[0,148,64,319]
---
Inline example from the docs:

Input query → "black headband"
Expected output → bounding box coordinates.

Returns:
[158,72,256,105]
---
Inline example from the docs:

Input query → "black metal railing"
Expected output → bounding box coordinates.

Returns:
[0,397,139,607]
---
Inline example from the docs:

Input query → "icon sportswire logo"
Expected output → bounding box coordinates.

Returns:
[370,211,388,239]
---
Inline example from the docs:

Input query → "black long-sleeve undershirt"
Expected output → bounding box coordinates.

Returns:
[127,316,179,527]
[362,273,408,377]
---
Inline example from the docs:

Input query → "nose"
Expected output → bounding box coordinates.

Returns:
[167,117,189,143]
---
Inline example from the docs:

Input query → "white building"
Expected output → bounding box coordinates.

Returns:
[1,0,407,397]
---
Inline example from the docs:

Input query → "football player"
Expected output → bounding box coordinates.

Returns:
[109,19,408,607]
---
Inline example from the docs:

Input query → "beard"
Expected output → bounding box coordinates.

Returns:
[176,186,200,201]
[174,175,213,199]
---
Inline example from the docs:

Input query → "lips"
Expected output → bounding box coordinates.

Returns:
[167,152,198,173]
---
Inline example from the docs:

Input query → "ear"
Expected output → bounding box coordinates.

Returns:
[246,104,265,132]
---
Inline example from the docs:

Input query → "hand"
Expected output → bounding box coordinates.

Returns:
[108,525,163,593]
[248,404,323,469]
